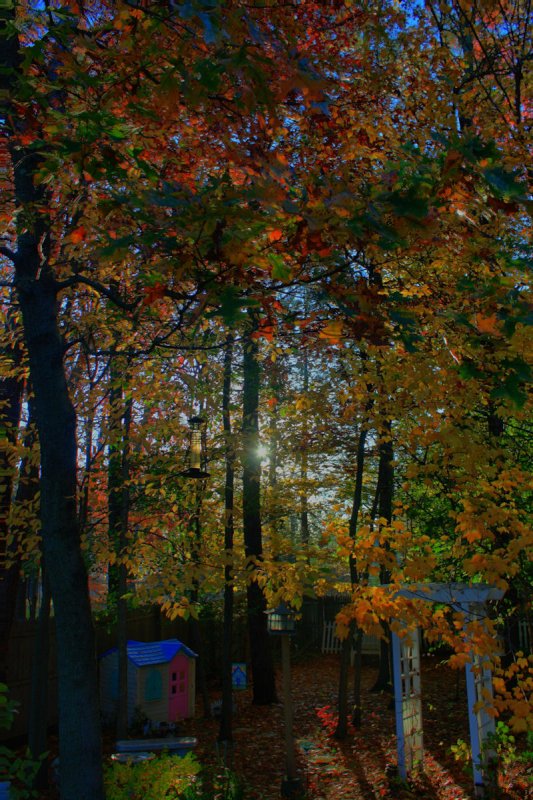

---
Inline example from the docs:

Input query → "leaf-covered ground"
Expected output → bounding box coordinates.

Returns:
[187,653,531,800]
[38,653,530,798]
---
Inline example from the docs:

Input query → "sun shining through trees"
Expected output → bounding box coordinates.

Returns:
[0,1,531,799]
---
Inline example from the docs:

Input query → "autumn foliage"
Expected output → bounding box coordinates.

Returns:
[0,0,531,797]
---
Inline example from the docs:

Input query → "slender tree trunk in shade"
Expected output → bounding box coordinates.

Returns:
[190,484,211,719]
[281,634,297,779]
[28,571,51,791]
[107,361,130,739]
[242,311,276,705]
[372,423,394,693]
[78,404,94,537]
[219,333,235,743]
[116,396,132,740]
[17,409,48,787]
[299,347,309,544]
[0,305,23,682]
[334,624,354,740]
[351,627,364,728]
[336,415,368,738]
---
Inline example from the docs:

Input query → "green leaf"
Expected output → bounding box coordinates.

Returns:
[387,190,429,221]
[108,125,129,141]
[268,254,291,282]
[458,361,484,380]
[484,167,526,199]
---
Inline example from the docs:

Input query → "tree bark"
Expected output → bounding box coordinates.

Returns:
[4,9,104,793]
[219,333,235,742]
[15,242,104,800]
[28,570,51,792]
[118,395,132,740]
[189,483,211,719]
[242,311,276,705]
[371,423,394,693]
[335,416,368,738]
[334,623,354,740]
[0,304,24,682]
[299,347,309,544]
[107,360,131,739]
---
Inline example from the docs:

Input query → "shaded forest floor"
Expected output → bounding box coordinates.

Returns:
[186,653,531,800]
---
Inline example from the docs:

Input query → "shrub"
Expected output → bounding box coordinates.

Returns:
[0,683,44,800]
[104,752,201,800]
[104,754,247,800]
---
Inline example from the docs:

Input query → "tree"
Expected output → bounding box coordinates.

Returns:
[242,310,276,705]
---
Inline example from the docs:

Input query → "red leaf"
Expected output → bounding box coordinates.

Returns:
[142,283,166,306]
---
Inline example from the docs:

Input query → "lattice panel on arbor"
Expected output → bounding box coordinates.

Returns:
[392,628,423,776]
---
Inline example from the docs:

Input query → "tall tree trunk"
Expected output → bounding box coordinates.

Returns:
[242,311,276,705]
[0,304,24,682]
[299,347,309,544]
[351,627,364,728]
[117,396,132,740]
[334,623,354,740]
[108,361,123,602]
[28,570,51,792]
[107,360,132,739]
[13,407,47,783]
[371,422,394,693]
[335,417,368,739]
[350,415,369,728]
[4,11,104,793]
[219,333,235,743]
[189,482,211,719]
[78,403,95,537]
[14,227,104,800]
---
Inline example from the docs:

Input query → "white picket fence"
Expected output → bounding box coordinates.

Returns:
[518,618,532,654]
[321,620,380,657]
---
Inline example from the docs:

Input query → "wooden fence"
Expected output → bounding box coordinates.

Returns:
[2,608,189,740]
[4,602,528,741]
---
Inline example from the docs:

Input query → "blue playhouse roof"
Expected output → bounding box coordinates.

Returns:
[101,639,197,666]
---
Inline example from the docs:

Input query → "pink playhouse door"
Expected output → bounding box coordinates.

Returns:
[168,654,188,720]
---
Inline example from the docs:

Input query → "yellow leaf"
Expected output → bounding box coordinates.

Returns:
[319,320,343,343]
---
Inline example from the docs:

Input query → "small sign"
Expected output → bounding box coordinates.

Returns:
[231,663,247,689]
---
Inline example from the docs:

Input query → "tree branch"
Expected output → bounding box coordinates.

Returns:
[56,274,138,311]
[0,246,17,263]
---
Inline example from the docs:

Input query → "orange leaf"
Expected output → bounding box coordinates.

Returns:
[70,226,87,244]
[475,313,500,336]
[268,229,283,242]
[252,322,275,342]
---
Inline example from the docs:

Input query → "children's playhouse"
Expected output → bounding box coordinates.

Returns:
[99,639,197,725]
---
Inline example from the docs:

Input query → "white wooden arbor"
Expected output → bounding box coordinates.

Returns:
[390,583,504,798]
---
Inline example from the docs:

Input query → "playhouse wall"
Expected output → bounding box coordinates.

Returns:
[188,659,196,717]
[138,665,168,724]
[167,652,196,719]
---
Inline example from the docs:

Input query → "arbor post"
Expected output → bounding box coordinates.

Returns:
[281,634,297,792]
